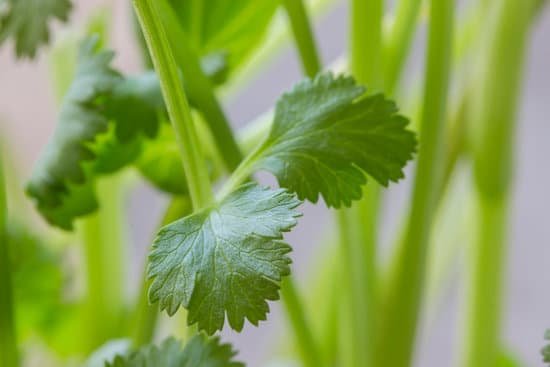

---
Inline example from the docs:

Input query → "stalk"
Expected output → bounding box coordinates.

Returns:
[274,3,327,366]
[0,153,19,367]
[382,0,423,95]
[280,278,323,367]
[282,0,322,78]
[337,0,384,366]
[133,0,213,208]
[375,1,454,366]
[462,1,535,366]
[155,0,243,171]
[79,176,128,350]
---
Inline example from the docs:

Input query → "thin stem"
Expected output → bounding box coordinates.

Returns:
[282,0,322,78]
[281,277,323,367]
[376,1,454,366]
[155,0,243,171]
[216,142,266,200]
[462,1,535,366]
[383,0,423,95]
[133,0,213,208]
[0,153,19,367]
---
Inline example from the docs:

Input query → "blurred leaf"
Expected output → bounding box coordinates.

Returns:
[0,0,72,58]
[107,336,244,367]
[137,123,188,195]
[167,0,279,74]
[7,222,68,341]
[27,38,164,230]
[543,330,550,364]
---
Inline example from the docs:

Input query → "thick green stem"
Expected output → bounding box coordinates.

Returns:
[282,0,322,78]
[376,1,454,366]
[337,195,378,367]
[382,0,423,95]
[79,176,127,351]
[0,154,19,367]
[281,278,323,367]
[462,1,534,366]
[351,0,384,89]
[133,0,213,208]
[155,0,243,172]
[337,1,384,366]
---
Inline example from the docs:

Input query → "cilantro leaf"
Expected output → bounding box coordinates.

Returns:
[26,38,164,229]
[148,183,301,334]
[107,336,244,367]
[0,0,72,58]
[253,73,417,207]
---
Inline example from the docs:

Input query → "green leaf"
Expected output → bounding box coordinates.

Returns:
[148,183,301,334]
[254,72,417,207]
[26,38,164,229]
[167,0,278,73]
[107,336,244,367]
[137,122,188,195]
[7,222,68,341]
[543,330,550,364]
[0,0,72,58]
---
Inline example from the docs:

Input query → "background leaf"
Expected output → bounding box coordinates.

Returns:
[26,38,164,229]
[166,0,279,74]
[107,336,244,367]
[0,0,72,58]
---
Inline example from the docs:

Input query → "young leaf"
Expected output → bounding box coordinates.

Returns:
[167,0,278,73]
[253,73,417,207]
[0,0,72,58]
[26,38,164,229]
[148,183,301,334]
[107,335,244,367]
[137,122,189,195]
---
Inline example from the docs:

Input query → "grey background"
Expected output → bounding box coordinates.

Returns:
[0,1,549,366]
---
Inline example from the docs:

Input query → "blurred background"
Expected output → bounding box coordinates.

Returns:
[1,1,549,366]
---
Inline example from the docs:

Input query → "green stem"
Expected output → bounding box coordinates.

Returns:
[282,0,322,78]
[0,153,18,367]
[376,1,454,366]
[351,0,384,89]
[337,197,378,367]
[382,0,423,95]
[133,0,213,208]
[463,1,534,366]
[281,277,323,367]
[155,0,243,172]
[131,197,192,347]
[337,1,384,366]
[79,176,127,351]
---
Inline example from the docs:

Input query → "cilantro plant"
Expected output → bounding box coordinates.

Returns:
[0,0,546,366]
